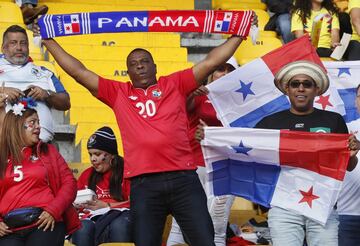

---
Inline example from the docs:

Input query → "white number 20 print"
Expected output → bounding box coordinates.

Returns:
[136,100,156,118]
[14,165,24,182]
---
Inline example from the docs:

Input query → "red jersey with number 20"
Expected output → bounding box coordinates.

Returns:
[98,68,198,178]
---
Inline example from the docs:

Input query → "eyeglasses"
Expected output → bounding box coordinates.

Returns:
[288,80,315,89]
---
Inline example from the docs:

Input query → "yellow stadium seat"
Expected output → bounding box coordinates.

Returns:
[68,91,106,108]
[55,33,181,48]
[58,74,88,92]
[320,57,336,62]
[69,106,115,123]
[213,0,266,11]
[0,23,26,30]
[47,46,188,62]
[0,2,23,23]
[44,3,163,13]
[235,36,282,65]
[231,197,255,210]
[40,0,194,10]
[64,239,75,246]
[259,30,277,38]
[68,162,91,179]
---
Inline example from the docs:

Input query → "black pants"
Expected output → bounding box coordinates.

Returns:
[130,170,215,246]
[316,47,333,57]
[344,40,360,61]
[0,222,65,246]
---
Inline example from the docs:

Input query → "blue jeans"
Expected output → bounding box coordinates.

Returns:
[72,210,132,246]
[276,13,294,44]
[338,215,360,246]
[268,207,338,246]
[130,170,215,246]
[0,222,65,246]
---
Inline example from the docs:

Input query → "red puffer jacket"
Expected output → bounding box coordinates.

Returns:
[38,143,81,234]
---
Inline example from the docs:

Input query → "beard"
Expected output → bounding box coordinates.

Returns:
[7,54,28,65]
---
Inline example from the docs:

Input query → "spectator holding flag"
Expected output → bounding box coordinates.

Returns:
[195,60,360,246]
[291,0,341,57]
[337,84,360,245]
[167,57,238,246]
[33,13,257,246]
[253,60,359,246]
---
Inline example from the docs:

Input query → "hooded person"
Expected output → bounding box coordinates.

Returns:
[254,60,359,246]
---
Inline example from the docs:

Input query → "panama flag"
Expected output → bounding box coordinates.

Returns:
[202,127,350,225]
[204,35,360,224]
[214,12,233,32]
[63,14,81,34]
[207,36,360,128]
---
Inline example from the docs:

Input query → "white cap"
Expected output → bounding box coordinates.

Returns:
[225,56,239,69]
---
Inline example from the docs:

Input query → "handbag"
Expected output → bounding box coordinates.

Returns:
[3,207,43,229]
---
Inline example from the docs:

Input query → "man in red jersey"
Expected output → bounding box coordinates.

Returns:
[34,19,254,245]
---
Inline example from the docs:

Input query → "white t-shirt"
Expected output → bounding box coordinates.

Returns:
[0,57,56,141]
[337,119,360,215]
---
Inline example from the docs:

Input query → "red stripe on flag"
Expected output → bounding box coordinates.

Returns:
[261,35,325,76]
[279,130,349,181]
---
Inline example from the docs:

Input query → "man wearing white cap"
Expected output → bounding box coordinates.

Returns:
[255,60,360,246]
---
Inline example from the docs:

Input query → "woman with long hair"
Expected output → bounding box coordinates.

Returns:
[0,98,80,245]
[291,0,341,57]
[71,126,131,246]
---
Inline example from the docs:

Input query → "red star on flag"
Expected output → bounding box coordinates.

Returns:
[299,186,319,208]
[315,95,333,110]
[66,26,70,31]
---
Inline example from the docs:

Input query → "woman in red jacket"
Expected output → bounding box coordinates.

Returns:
[0,98,80,246]
[71,126,131,246]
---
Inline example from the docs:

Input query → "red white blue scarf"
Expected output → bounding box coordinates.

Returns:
[38,10,254,38]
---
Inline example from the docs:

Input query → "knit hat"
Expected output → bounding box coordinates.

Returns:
[274,60,329,96]
[87,126,118,155]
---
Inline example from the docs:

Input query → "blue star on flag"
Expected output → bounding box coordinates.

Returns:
[338,68,351,77]
[235,80,255,100]
[232,141,252,155]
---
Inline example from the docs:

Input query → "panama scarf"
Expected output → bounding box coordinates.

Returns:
[38,10,254,38]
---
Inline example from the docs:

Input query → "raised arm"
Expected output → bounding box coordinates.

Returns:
[192,36,243,85]
[41,38,99,97]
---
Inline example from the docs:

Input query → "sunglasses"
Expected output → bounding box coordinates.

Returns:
[288,80,315,89]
